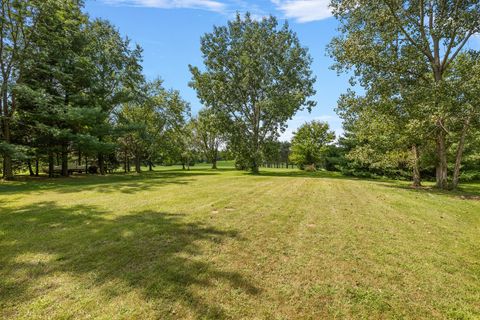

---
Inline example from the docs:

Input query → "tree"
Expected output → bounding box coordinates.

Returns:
[329,0,480,189]
[290,121,335,170]
[446,51,480,188]
[190,13,316,173]
[0,0,43,179]
[85,19,144,175]
[192,108,225,169]
[15,0,92,178]
[117,80,190,173]
[336,85,431,186]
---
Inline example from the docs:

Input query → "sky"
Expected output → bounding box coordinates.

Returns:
[82,1,354,140]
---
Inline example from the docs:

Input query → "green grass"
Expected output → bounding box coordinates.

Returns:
[1,164,479,319]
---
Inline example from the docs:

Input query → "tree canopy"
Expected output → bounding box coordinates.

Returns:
[190,13,316,173]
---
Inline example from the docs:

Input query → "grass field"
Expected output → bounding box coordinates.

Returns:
[1,163,479,319]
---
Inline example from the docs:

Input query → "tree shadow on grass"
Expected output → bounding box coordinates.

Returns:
[382,183,480,200]
[258,169,480,199]
[0,201,259,318]
[0,170,220,196]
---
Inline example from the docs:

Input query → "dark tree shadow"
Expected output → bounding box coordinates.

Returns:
[0,202,259,318]
[257,169,480,199]
[381,183,480,200]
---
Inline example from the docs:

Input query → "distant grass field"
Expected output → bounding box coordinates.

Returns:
[1,163,479,319]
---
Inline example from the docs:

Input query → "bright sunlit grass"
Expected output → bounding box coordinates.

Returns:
[1,164,479,319]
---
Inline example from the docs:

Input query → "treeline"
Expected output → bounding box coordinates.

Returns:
[0,0,192,179]
[2,1,479,191]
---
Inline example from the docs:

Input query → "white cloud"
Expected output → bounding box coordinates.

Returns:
[272,0,332,23]
[103,0,227,13]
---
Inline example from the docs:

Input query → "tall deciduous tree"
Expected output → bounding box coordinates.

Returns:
[190,13,316,173]
[0,0,42,179]
[329,0,480,189]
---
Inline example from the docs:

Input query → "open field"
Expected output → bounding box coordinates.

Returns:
[1,164,479,319]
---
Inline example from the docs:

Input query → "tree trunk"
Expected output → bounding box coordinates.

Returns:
[35,158,39,176]
[98,153,105,175]
[135,155,141,173]
[411,145,421,187]
[452,116,471,189]
[212,149,218,169]
[61,144,69,177]
[435,124,448,189]
[1,117,14,180]
[148,162,153,171]
[27,159,34,176]
[48,151,54,178]
[124,149,128,173]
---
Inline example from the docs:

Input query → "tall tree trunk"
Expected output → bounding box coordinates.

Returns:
[98,153,105,175]
[48,151,54,178]
[411,144,421,187]
[135,153,141,173]
[61,143,69,177]
[212,149,218,169]
[124,149,128,173]
[435,122,448,189]
[35,158,39,176]
[148,161,153,171]
[27,159,34,176]
[1,117,14,180]
[452,116,471,189]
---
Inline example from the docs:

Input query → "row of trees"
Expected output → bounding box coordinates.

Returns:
[1,3,328,179]
[2,2,478,189]
[0,0,194,179]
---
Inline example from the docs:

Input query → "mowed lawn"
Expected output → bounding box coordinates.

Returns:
[1,164,479,319]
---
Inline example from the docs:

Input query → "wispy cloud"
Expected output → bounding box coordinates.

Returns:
[271,0,332,23]
[103,0,227,13]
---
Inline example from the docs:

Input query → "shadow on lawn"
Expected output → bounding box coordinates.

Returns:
[0,170,219,196]
[382,183,480,200]
[0,201,259,318]
[258,169,480,199]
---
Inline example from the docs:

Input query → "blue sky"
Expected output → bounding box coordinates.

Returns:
[84,1,480,140]
[87,1,480,142]
[84,0,348,141]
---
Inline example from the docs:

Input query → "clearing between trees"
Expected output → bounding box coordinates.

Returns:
[1,163,479,319]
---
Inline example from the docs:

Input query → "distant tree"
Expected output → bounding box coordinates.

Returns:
[193,108,225,169]
[117,80,189,173]
[290,121,335,170]
[279,142,292,168]
[190,13,316,173]
[263,140,281,168]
